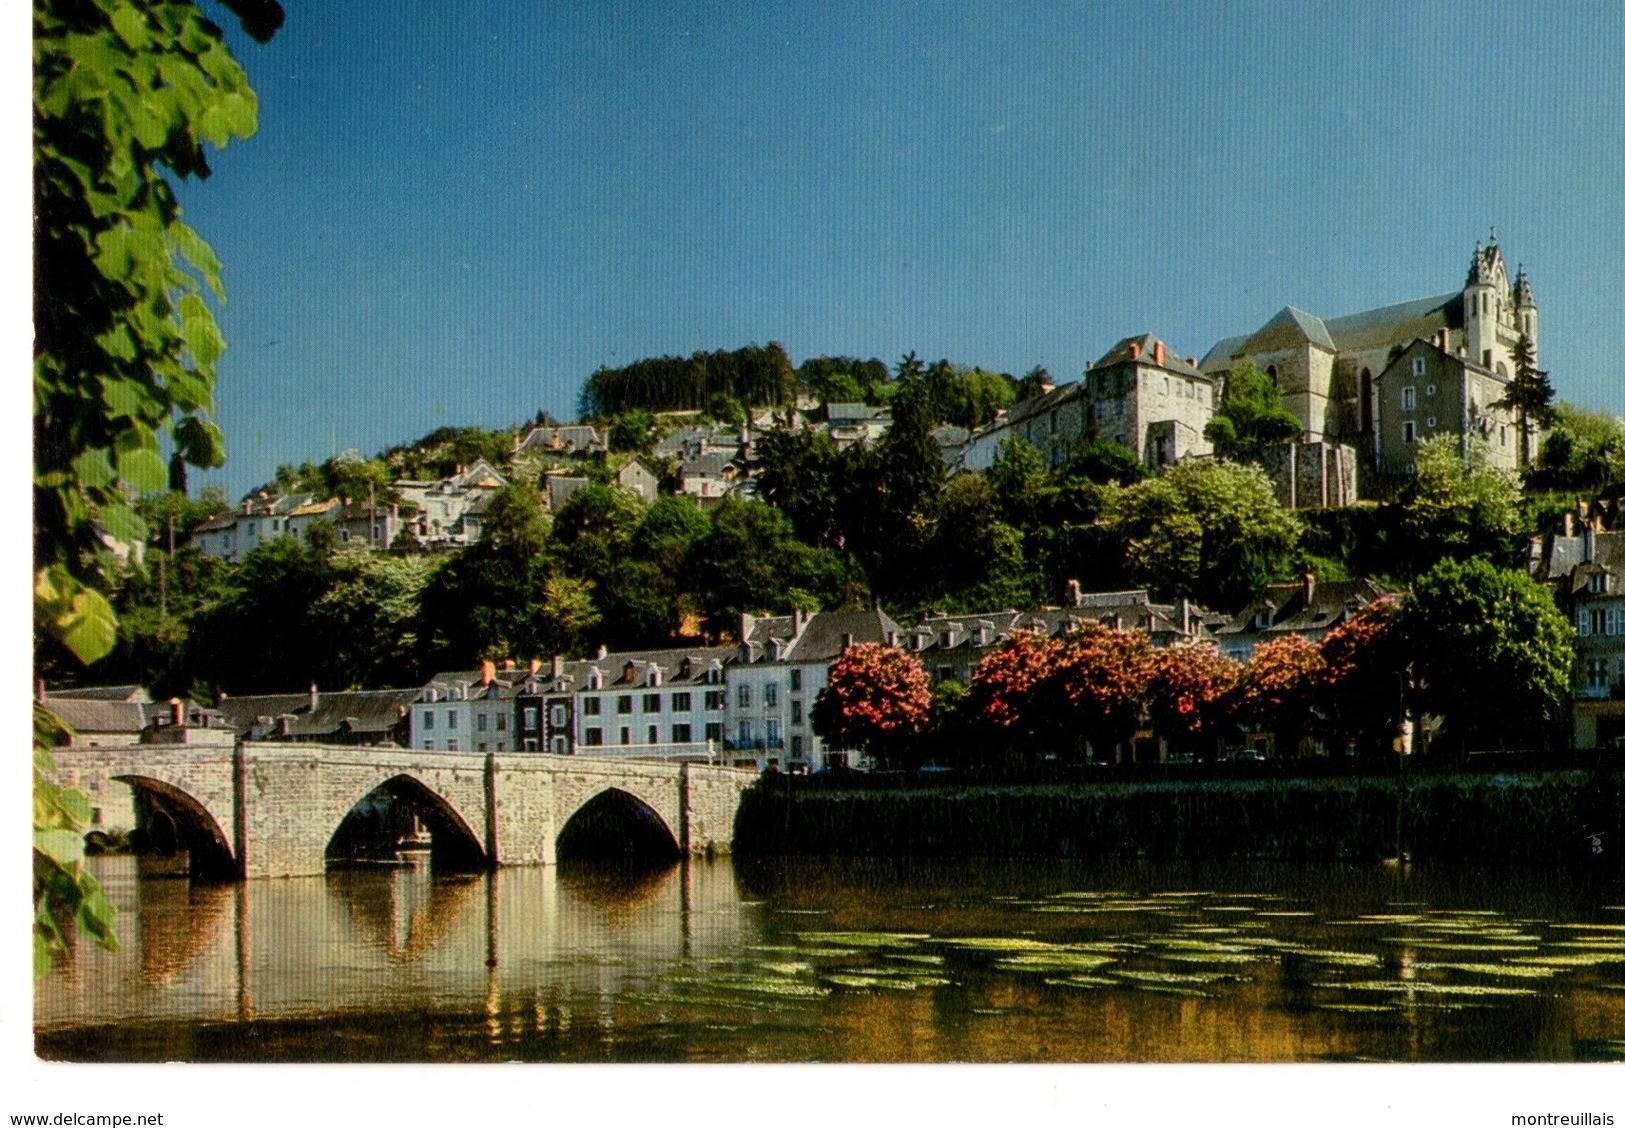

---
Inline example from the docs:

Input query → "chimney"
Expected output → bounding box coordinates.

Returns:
[840,632,854,652]
[170,698,185,726]
[35,678,45,705]
[793,607,810,632]
[1302,571,1316,607]
[308,681,319,713]
[1181,599,1193,637]
[1085,360,1093,370]
[548,655,561,678]
[480,659,496,686]
[1154,340,1166,367]
[596,644,608,660]
[1186,357,1196,366]
[1128,342,1140,360]
[1066,578,1083,607]
[1564,512,1575,537]
[243,498,252,515]
[501,658,516,671]
[739,612,756,645]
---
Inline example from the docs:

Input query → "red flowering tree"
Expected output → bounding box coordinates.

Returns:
[1144,643,1242,762]
[965,631,1064,734]
[810,643,933,768]
[1233,634,1326,758]
[1318,596,1410,758]
[1038,624,1156,763]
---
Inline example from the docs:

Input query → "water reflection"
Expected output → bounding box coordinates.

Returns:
[36,855,1625,1063]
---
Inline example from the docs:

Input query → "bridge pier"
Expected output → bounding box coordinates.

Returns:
[50,745,756,879]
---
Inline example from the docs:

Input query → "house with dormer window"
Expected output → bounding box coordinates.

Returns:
[1530,519,1625,749]
[1214,575,1388,663]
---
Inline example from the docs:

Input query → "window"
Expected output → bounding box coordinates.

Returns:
[550,704,566,728]
[423,740,434,751]
[790,669,802,692]
[1402,386,1416,411]
[447,710,458,729]
[644,693,662,713]
[1591,609,1606,636]
[705,721,723,742]
[648,725,659,744]
[585,727,603,746]
[423,711,435,731]
[582,696,601,716]
[1411,357,1426,377]
[1588,573,1607,594]
[738,720,753,744]
[447,739,459,751]
[1426,416,1437,429]
[616,694,633,715]
[549,737,565,754]
[766,719,781,745]
[737,684,751,709]
[1588,658,1609,689]
[524,707,539,730]
[672,691,692,711]
[497,712,507,732]
[764,683,778,708]
[478,741,487,752]
[477,713,488,732]
[620,726,631,745]
[673,723,692,743]
[1403,421,1416,443]
[1426,384,1436,397]
[791,735,804,756]
[1579,609,1590,636]
[705,689,725,711]
[790,700,802,725]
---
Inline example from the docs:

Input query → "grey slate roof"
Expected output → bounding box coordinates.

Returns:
[40,698,149,735]
[1215,578,1389,641]
[1093,334,1207,378]
[46,684,150,702]
[1323,292,1461,354]
[1240,306,1337,354]
[215,689,420,739]
[1198,334,1250,373]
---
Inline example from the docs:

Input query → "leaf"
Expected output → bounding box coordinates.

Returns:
[99,502,148,549]
[170,221,223,298]
[178,293,224,369]
[56,587,118,665]
[70,447,117,489]
[115,444,167,493]
[35,828,85,869]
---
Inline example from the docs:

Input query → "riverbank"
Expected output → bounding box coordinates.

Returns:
[734,767,1625,863]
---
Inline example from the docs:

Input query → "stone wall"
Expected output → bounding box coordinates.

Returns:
[50,744,756,877]
[1260,440,1358,508]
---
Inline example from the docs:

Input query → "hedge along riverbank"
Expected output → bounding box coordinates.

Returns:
[733,769,1625,864]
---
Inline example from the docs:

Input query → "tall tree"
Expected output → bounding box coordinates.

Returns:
[1143,643,1241,762]
[1493,332,1557,469]
[1397,436,1526,576]
[1404,558,1574,756]
[1317,595,1410,759]
[1233,635,1325,759]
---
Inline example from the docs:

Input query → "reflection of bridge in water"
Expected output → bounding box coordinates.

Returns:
[51,744,755,878]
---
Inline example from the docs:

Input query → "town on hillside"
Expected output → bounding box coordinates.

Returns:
[39,237,1625,777]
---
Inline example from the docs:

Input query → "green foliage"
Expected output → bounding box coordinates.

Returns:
[1107,459,1301,609]
[34,737,118,979]
[1203,360,1302,464]
[1492,333,1556,468]
[1404,558,1574,754]
[754,424,843,548]
[798,355,891,405]
[1059,440,1147,487]
[1529,401,1625,494]
[34,0,272,663]
[608,409,656,455]
[691,498,846,632]
[1398,436,1527,575]
[582,343,797,416]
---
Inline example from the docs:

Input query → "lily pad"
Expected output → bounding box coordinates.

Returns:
[939,937,1064,952]
[1410,961,1560,979]
[1044,975,1117,989]
[1312,980,1538,998]
[794,931,929,949]
[993,951,1118,974]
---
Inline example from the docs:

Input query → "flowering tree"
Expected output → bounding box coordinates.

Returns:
[965,631,1064,734]
[1318,596,1409,758]
[1143,643,1242,761]
[1039,624,1156,763]
[810,643,933,768]
[1233,635,1326,758]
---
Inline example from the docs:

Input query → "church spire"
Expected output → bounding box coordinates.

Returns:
[1513,262,1536,309]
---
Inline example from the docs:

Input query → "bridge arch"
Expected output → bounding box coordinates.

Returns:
[324,773,487,872]
[111,774,237,880]
[556,787,682,864]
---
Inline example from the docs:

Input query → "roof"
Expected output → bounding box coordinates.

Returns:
[990,380,1085,431]
[41,698,149,734]
[46,684,150,702]
[286,497,340,518]
[788,609,908,663]
[1092,334,1207,378]
[682,451,736,478]
[216,688,421,738]
[1532,531,1625,589]
[1322,292,1461,354]
[1216,577,1389,639]
[526,646,735,693]
[1239,307,1337,354]
[1198,334,1251,373]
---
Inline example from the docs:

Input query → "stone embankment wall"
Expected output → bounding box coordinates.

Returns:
[735,769,1625,864]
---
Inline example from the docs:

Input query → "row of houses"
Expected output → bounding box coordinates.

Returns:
[43,576,1396,771]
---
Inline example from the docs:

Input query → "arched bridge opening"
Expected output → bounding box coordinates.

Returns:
[112,775,237,881]
[556,787,682,868]
[325,774,487,873]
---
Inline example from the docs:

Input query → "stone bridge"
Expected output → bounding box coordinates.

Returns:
[50,744,757,878]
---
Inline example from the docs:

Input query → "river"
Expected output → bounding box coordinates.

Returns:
[35,854,1625,1063]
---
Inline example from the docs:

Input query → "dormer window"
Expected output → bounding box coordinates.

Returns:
[588,668,602,690]
[1589,573,1608,595]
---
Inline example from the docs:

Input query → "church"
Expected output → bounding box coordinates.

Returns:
[1199,235,1537,483]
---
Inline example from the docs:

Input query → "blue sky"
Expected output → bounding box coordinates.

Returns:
[181,0,1625,499]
